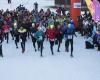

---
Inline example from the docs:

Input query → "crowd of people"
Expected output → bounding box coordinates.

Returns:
[0,4,99,58]
[77,11,100,51]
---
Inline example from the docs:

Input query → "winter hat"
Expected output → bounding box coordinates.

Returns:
[14,22,17,27]
[48,22,54,29]
[32,23,35,27]
[70,20,74,24]
[50,24,54,29]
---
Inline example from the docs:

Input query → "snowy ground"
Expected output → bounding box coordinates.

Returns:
[0,0,55,11]
[0,0,100,80]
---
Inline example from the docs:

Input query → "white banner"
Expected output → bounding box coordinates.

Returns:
[74,3,81,8]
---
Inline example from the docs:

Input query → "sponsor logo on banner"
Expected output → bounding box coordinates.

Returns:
[74,3,81,8]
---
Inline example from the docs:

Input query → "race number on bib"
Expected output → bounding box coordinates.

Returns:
[68,35,73,39]
[50,39,54,41]
[20,39,22,43]
[38,36,43,41]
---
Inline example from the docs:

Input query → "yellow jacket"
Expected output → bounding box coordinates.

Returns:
[18,28,27,33]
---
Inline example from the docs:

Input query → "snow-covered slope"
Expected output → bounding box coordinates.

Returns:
[0,0,54,11]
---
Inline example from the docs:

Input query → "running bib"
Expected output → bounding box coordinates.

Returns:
[68,35,73,39]
[20,39,22,43]
[50,39,54,41]
[38,36,43,41]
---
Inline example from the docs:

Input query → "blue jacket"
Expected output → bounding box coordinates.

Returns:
[67,22,75,33]
[64,22,75,39]
[34,30,44,41]
[62,22,67,33]
[31,28,37,33]
[85,36,93,45]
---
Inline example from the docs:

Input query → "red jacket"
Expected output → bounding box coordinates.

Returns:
[46,28,56,41]
[3,25,9,33]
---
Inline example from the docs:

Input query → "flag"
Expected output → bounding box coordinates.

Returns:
[85,0,100,22]
[92,0,100,22]
[85,0,95,16]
